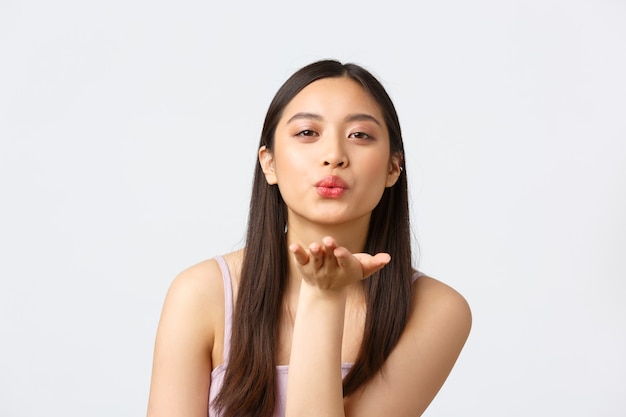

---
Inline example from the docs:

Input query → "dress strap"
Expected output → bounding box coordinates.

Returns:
[215,256,234,364]
[411,270,424,283]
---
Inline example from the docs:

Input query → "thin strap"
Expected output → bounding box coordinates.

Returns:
[215,256,234,364]
[411,270,424,283]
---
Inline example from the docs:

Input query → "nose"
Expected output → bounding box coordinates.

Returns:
[322,136,348,168]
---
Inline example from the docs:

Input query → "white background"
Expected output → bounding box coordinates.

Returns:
[1,0,625,416]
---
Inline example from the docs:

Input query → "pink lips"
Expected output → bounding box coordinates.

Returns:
[315,175,348,198]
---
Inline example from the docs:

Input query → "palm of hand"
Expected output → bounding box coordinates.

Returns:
[289,236,391,291]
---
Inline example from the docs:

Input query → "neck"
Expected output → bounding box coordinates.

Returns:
[286,216,370,253]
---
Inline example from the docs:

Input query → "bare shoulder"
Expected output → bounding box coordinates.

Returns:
[161,248,244,335]
[152,256,227,365]
[166,248,243,298]
[147,250,243,417]
[166,257,225,315]
[345,274,471,416]
[410,274,472,334]
[392,274,472,412]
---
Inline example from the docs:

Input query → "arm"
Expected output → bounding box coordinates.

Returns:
[286,239,472,417]
[146,260,223,417]
[287,281,347,416]
[286,237,391,417]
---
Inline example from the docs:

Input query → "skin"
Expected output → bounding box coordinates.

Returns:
[146,77,472,417]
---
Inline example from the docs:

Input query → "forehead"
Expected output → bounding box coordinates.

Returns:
[280,76,385,122]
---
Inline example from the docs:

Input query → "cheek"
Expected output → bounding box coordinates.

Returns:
[272,158,301,190]
[274,147,310,176]
[363,154,392,180]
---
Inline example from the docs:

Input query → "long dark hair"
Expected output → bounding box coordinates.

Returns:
[214,59,414,417]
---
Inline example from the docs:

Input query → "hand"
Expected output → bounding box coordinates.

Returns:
[288,236,391,292]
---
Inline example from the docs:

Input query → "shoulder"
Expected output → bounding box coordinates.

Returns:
[411,274,472,331]
[156,258,225,350]
[399,275,472,408]
[168,249,244,296]
[344,274,471,415]
[166,258,223,312]
[147,254,235,416]
[406,274,472,357]
[163,248,244,322]
[404,273,472,384]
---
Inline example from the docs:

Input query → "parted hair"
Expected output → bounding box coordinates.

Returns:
[214,59,414,417]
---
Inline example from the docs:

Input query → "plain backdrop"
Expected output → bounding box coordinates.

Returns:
[1,0,625,416]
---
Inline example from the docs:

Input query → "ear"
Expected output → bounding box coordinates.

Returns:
[259,146,277,185]
[385,152,403,187]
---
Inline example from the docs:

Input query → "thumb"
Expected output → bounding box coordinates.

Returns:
[354,252,391,279]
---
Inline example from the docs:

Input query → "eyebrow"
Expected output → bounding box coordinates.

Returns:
[286,112,382,126]
[286,112,323,124]
[345,113,382,126]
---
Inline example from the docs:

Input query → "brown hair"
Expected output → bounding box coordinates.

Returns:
[214,59,414,417]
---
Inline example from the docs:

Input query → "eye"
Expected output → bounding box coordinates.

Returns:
[349,131,372,140]
[296,129,318,137]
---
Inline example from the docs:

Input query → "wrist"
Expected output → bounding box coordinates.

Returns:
[299,278,348,303]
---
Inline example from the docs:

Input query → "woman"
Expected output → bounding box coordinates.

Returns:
[147,59,472,417]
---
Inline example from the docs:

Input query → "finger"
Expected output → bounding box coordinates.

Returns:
[322,236,339,265]
[332,247,360,279]
[308,242,324,267]
[332,246,353,264]
[321,236,338,250]
[289,244,310,265]
[354,252,391,278]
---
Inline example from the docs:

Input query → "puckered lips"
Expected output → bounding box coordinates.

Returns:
[315,175,348,198]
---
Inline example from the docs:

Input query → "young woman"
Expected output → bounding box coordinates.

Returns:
[146,60,472,417]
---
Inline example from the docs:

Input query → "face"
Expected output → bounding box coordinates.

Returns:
[260,76,401,228]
